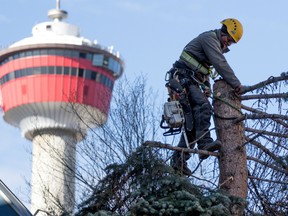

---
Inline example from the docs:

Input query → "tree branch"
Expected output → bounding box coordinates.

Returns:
[241,104,288,128]
[245,127,288,138]
[240,92,288,101]
[246,137,278,162]
[143,141,219,157]
[262,135,288,151]
[240,74,288,94]
[245,136,288,170]
[247,156,287,174]
[247,171,270,215]
[234,113,288,124]
[248,175,288,185]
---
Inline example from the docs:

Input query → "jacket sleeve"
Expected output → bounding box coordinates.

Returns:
[199,32,241,89]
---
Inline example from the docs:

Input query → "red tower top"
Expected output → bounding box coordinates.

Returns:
[0,1,124,140]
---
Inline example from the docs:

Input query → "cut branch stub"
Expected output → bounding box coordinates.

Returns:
[213,80,248,201]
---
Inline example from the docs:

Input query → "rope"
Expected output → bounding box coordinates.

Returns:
[211,93,244,121]
[211,93,243,114]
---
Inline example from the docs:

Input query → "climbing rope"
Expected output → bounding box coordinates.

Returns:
[210,92,244,120]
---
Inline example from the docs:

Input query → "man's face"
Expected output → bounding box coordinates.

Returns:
[221,34,235,49]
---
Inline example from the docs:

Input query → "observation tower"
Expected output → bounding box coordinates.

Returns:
[0,0,124,214]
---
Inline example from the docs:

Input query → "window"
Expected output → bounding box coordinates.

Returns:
[32,50,40,56]
[91,72,97,80]
[33,67,41,75]
[55,49,64,56]
[78,68,84,77]
[64,50,72,57]
[79,52,86,58]
[0,66,115,89]
[108,57,121,75]
[41,67,48,74]
[85,70,92,79]
[86,53,93,61]
[15,70,21,78]
[19,52,25,58]
[40,49,48,55]
[71,51,78,58]
[56,66,63,74]
[63,67,70,75]
[71,68,77,76]
[103,56,109,67]
[48,66,55,74]
[92,54,104,66]
[26,51,32,57]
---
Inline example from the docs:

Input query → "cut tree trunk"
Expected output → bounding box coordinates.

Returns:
[213,80,248,215]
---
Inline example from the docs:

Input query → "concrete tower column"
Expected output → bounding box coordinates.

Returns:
[31,129,77,215]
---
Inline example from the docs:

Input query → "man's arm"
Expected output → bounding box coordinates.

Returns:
[200,32,241,89]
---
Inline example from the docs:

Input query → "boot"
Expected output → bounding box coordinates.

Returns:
[193,103,221,160]
[170,153,192,176]
[198,140,221,160]
[170,134,194,176]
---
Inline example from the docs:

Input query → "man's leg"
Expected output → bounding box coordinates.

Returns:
[170,130,195,176]
[188,85,221,160]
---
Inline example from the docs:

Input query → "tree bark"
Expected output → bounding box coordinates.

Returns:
[213,80,248,215]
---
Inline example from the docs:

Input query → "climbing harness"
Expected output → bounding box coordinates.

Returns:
[180,51,209,75]
[180,50,219,81]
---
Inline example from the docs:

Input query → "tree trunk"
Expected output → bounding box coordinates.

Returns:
[213,80,248,215]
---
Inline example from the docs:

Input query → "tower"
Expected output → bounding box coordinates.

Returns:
[0,1,123,214]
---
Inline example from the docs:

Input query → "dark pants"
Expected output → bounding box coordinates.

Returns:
[171,82,214,162]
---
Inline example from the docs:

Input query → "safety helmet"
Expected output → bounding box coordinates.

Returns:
[220,18,243,43]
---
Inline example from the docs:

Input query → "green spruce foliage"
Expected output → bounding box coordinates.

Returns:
[76,147,245,216]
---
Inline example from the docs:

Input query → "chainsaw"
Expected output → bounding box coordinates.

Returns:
[160,70,194,137]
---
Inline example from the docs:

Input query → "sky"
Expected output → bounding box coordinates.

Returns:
[1,0,288,211]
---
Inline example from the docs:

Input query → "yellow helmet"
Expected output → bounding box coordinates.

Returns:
[220,18,243,43]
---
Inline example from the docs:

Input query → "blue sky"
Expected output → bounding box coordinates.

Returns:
[1,0,288,209]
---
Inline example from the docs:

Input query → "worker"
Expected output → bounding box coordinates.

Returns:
[169,18,246,176]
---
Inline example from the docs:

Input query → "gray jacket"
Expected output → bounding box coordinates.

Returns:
[178,29,241,88]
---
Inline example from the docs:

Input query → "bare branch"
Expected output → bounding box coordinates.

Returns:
[241,74,288,94]
[247,156,287,174]
[143,141,219,157]
[246,136,288,170]
[248,171,270,215]
[235,113,288,124]
[248,175,288,185]
[262,135,288,151]
[241,104,288,128]
[245,127,288,138]
[246,137,279,162]
[240,92,288,101]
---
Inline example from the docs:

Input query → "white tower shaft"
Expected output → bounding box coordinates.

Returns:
[31,129,77,215]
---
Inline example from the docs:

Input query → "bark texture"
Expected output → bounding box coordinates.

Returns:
[213,80,248,215]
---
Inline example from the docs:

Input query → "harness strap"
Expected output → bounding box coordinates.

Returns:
[180,51,210,75]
